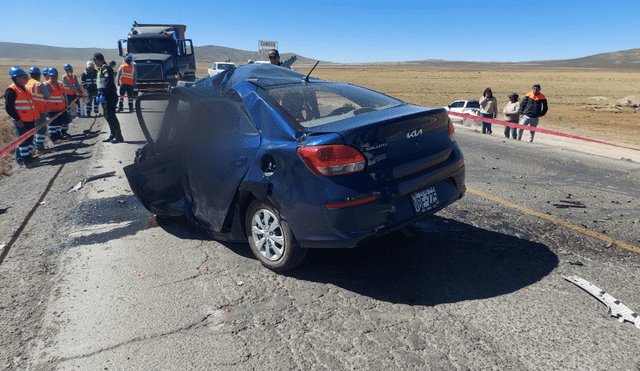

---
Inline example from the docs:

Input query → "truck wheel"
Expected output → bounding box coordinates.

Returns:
[245,200,307,271]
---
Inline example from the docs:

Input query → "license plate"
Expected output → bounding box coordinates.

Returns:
[411,187,440,213]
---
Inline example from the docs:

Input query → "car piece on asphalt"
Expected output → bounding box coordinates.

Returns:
[124,63,466,271]
[564,275,640,329]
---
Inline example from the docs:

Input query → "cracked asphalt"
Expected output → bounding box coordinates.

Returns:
[1,113,639,371]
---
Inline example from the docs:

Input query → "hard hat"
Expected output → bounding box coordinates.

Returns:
[42,68,49,75]
[9,66,27,78]
[87,61,94,68]
[48,67,59,76]
[63,64,73,71]
[29,66,41,74]
[125,55,133,62]
[97,95,106,105]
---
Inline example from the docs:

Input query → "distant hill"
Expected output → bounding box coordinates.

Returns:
[1,42,640,69]
[195,45,319,65]
[0,42,122,63]
[0,42,319,65]
[529,48,640,68]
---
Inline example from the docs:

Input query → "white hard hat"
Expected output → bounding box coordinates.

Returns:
[87,61,94,68]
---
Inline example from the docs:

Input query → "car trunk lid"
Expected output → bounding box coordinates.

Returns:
[313,105,454,182]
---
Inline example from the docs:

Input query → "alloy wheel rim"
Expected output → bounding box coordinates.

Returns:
[251,209,285,261]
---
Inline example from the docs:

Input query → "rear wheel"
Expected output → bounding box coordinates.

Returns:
[245,200,307,271]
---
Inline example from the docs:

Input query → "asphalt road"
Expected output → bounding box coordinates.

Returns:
[1,112,639,371]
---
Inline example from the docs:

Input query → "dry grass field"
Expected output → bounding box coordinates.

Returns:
[2,59,640,174]
[310,65,640,147]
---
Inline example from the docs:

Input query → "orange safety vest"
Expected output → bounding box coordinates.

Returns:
[7,84,39,122]
[63,73,80,96]
[525,91,546,101]
[25,78,47,113]
[44,80,66,111]
[119,63,134,85]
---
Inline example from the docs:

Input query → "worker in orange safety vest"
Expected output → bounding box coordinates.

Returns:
[5,67,40,168]
[117,55,136,113]
[43,67,70,143]
[62,64,83,120]
[25,66,52,154]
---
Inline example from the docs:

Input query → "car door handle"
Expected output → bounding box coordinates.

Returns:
[231,156,248,166]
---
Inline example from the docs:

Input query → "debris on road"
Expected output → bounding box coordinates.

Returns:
[67,171,116,193]
[553,200,586,209]
[564,275,640,329]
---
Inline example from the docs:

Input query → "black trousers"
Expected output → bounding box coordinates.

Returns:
[119,84,135,110]
[104,93,122,138]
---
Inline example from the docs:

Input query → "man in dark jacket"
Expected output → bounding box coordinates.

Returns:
[517,83,548,142]
[81,61,99,117]
[94,53,123,143]
[268,49,296,69]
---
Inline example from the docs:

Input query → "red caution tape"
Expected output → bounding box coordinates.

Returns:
[0,96,79,161]
[448,111,640,152]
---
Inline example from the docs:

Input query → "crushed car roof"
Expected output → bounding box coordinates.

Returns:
[191,63,322,96]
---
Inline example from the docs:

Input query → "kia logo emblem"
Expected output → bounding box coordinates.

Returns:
[407,129,422,138]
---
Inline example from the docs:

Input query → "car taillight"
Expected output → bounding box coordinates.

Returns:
[448,118,456,142]
[297,145,366,176]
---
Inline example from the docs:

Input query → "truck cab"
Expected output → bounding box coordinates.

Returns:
[118,23,196,92]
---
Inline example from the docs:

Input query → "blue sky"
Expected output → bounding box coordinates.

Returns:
[2,0,639,63]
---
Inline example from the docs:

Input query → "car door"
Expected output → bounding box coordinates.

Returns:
[447,101,464,122]
[182,96,261,232]
[450,101,464,114]
[123,93,192,216]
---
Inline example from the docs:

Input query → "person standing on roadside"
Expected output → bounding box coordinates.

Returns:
[25,66,52,154]
[62,64,83,120]
[81,61,99,117]
[268,49,297,69]
[517,84,548,142]
[94,53,124,143]
[117,55,136,113]
[5,67,39,168]
[502,93,520,139]
[43,67,70,143]
[479,87,498,134]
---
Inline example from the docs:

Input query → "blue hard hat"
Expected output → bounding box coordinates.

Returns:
[64,64,73,71]
[42,68,50,75]
[97,95,106,104]
[48,67,59,75]
[125,55,133,62]
[9,66,27,78]
[29,66,41,74]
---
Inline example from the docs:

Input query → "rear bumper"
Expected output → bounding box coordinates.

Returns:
[285,149,466,249]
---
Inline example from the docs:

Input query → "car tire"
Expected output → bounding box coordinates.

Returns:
[245,200,307,271]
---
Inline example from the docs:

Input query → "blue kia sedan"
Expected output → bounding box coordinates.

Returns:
[124,63,465,271]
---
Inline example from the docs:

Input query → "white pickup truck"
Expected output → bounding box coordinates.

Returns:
[207,62,236,77]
